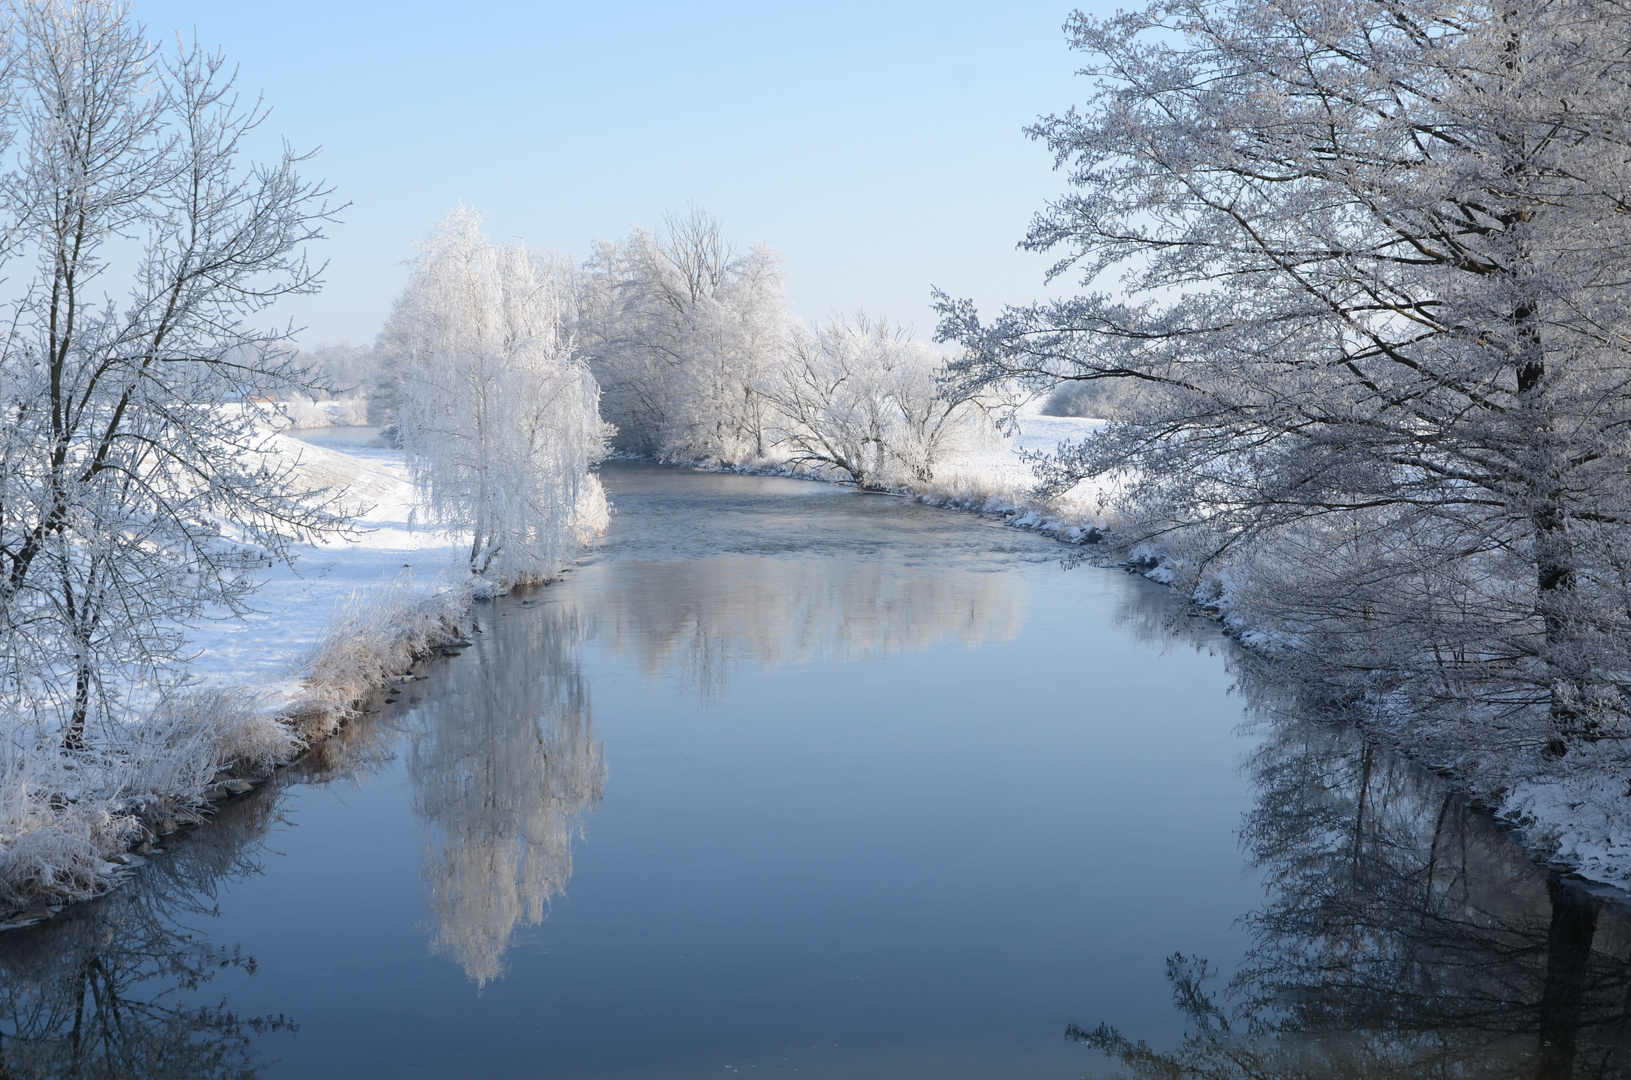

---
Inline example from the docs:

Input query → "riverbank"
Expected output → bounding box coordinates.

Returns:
[11,408,1626,916]
[2,409,1109,916]
[0,426,477,922]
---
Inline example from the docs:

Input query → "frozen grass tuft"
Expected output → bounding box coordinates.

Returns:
[293,574,472,741]
[0,741,139,908]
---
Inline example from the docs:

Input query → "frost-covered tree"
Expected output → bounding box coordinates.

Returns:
[939,0,1631,756]
[768,314,988,489]
[379,207,607,587]
[0,0,339,747]
[579,207,787,462]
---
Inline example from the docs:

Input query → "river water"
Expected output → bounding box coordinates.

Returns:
[2,460,1628,1079]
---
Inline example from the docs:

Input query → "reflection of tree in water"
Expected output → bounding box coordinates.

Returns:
[409,602,605,986]
[0,788,292,1078]
[589,556,1024,699]
[1072,701,1631,1079]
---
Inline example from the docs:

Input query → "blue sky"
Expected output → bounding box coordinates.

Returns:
[136,1,1098,346]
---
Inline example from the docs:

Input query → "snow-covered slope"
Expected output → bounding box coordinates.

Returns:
[181,428,468,716]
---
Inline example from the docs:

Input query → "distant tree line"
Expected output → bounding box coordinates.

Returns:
[358,206,992,571]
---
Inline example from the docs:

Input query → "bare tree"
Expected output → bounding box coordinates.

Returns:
[938,0,1631,758]
[0,0,340,747]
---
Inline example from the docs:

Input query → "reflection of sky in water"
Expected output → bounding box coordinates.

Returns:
[3,463,1625,1080]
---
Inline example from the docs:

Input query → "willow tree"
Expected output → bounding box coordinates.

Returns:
[380,207,608,587]
[940,0,1631,757]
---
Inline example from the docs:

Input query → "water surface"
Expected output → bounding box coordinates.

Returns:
[3,462,1627,1079]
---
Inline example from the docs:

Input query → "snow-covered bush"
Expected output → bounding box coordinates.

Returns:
[766,314,991,490]
[0,687,278,908]
[0,741,137,907]
[379,207,609,587]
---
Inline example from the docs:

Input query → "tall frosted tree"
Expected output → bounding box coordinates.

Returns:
[0,0,338,747]
[380,207,607,587]
[940,0,1631,757]
[579,208,787,462]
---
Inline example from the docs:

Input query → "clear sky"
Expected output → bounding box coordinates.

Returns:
[134,1,1099,347]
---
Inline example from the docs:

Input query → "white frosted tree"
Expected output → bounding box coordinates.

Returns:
[380,207,608,587]
[578,207,787,462]
[938,0,1631,757]
[0,0,339,747]
[768,314,988,490]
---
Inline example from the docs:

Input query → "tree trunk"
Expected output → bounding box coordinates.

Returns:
[63,656,89,751]
[1535,872,1598,1080]
[1515,317,1583,754]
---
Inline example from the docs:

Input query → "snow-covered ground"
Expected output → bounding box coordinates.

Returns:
[935,409,1102,492]
[181,424,469,718]
[0,418,476,917]
[908,405,1110,541]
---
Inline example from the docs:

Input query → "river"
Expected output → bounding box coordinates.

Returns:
[1,460,1627,1078]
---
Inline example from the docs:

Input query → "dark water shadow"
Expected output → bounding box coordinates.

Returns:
[1070,678,1631,1079]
